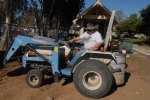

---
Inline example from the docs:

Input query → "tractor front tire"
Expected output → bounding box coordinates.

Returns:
[26,69,44,88]
[73,59,113,98]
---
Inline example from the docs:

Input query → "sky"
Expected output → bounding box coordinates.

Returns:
[85,0,150,16]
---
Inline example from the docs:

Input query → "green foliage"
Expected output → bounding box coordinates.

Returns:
[145,38,150,45]
[12,0,28,14]
[117,13,142,34]
[123,38,147,45]
[123,38,150,45]
[2,0,85,29]
[117,5,150,37]
[46,0,85,29]
[41,0,85,39]
[139,4,150,36]
[0,0,28,24]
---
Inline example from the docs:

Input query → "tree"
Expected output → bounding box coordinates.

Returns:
[42,0,85,40]
[0,0,85,50]
[14,8,34,27]
[140,4,150,36]
[128,14,142,33]
[0,0,28,50]
[0,1,6,27]
[116,13,142,37]
[115,10,126,22]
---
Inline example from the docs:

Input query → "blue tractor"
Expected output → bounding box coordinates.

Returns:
[0,11,126,98]
[0,35,126,98]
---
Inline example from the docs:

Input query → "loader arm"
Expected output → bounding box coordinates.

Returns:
[3,35,51,65]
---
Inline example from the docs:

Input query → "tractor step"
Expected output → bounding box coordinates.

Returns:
[60,67,72,77]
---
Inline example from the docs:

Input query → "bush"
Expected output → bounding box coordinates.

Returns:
[145,38,150,45]
[123,39,147,45]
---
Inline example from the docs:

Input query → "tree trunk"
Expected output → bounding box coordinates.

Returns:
[41,16,47,37]
[0,0,12,51]
[55,20,60,42]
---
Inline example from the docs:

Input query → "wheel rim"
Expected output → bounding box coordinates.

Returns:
[29,74,39,85]
[83,71,102,90]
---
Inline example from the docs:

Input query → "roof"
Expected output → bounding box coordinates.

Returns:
[73,0,119,24]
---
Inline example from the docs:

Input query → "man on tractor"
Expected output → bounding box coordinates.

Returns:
[69,23,104,67]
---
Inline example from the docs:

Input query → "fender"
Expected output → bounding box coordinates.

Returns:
[72,51,115,73]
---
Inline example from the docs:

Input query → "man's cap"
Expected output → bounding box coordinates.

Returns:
[85,23,96,30]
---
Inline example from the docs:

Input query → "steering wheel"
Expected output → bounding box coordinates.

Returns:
[69,41,84,50]
[58,40,70,48]
[68,42,75,50]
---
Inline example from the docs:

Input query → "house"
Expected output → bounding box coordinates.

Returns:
[73,0,119,38]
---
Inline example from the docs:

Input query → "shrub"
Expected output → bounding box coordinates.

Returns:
[145,38,150,45]
[123,39,146,45]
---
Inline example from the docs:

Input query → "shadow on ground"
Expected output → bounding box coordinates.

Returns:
[103,72,131,98]
[7,67,28,77]
[62,77,73,86]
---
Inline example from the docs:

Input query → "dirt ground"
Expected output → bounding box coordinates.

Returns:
[0,51,150,100]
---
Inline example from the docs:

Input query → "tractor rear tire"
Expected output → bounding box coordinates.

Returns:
[73,59,113,98]
[26,69,44,88]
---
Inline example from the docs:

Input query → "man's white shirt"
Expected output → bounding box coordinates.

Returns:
[80,31,103,49]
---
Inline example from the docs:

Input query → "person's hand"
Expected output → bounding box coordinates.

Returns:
[69,39,74,43]
[88,47,94,51]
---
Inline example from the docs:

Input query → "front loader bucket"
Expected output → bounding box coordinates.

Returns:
[0,51,6,68]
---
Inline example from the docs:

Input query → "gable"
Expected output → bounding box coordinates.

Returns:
[73,0,119,24]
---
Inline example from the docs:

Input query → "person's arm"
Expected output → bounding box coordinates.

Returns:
[69,32,87,43]
[88,42,102,51]
[69,36,81,43]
